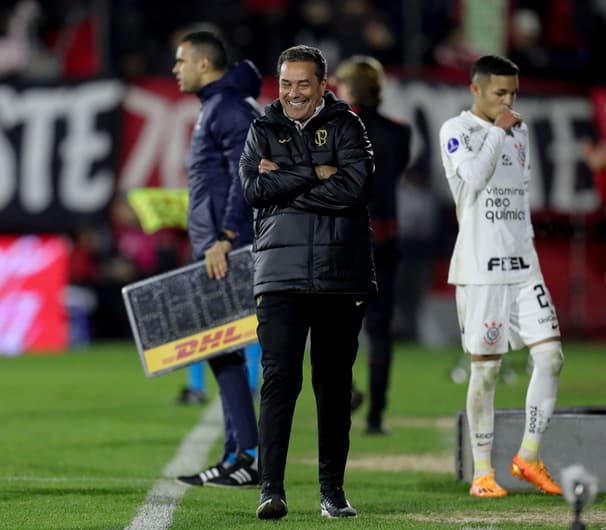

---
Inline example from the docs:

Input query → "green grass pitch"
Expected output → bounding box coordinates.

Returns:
[0,341,604,529]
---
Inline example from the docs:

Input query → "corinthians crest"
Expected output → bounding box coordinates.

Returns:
[315,128,328,146]
[483,320,503,346]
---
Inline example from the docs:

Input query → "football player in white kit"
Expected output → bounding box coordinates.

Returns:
[439,55,563,497]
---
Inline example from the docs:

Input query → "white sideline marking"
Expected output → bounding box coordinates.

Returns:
[125,398,223,530]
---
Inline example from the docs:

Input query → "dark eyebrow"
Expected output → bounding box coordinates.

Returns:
[280,79,311,85]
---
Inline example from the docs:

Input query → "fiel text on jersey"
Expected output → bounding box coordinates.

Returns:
[487,256,530,271]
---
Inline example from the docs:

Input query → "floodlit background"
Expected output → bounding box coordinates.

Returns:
[2,0,605,353]
[1,3,605,528]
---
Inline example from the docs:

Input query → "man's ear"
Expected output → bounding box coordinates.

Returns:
[469,81,480,98]
[198,56,210,73]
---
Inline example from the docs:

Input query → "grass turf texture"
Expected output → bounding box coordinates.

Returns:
[0,341,604,529]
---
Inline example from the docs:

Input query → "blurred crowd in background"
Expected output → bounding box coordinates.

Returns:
[3,0,606,83]
[2,0,606,346]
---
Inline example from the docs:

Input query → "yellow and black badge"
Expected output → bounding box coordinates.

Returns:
[315,128,328,147]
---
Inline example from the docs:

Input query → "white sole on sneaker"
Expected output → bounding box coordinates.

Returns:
[321,509,358,519]
[256,497,288,520]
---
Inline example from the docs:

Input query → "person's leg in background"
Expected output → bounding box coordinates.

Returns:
[177,362,208,404]
[245,342,262,395]
[205,351,259,486]
[177,351,259,488]
[363,247,397,434]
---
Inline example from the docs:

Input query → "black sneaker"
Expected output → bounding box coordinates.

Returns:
[320,487,357,518]
[364,423,389,436]
[176,387,208,405]
[351,385,364,412]
[365,413,389,435]
[256,483,287,520]
[176,460,226,486]
[206,451,259,488]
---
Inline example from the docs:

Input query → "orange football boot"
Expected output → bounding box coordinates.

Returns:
[510,454,562,495]
[469,470,508,497]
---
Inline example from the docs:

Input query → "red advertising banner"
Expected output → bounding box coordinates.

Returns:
[118,78,197,191]
[0,235,69,355]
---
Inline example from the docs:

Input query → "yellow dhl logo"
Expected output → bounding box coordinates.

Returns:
[143,314,258,375]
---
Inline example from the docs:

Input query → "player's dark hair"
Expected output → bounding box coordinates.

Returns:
[181,31,228,71]
[471,55,519,82]
[277,45,327,82]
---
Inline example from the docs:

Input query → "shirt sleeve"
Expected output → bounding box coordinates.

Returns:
[212,102,255,236]
[522,131,535,239]
[440,119,506,193]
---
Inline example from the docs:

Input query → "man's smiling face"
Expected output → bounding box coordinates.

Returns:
[279,61,326,122]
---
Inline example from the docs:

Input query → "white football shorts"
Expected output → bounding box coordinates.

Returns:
[455,276,560,355]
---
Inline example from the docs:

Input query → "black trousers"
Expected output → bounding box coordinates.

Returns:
[364,245,398,424]
[256,292,365,488]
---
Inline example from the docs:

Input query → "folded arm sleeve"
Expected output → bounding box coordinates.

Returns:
[239,124,318,208]
[214,105,255,234]
[290,115,374,213]
[442,123,506,193]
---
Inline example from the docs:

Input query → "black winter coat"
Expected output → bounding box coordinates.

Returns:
[356,107,412,248]
[239,91,377,297]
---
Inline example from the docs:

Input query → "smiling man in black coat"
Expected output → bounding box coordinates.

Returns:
[240,45,376,520]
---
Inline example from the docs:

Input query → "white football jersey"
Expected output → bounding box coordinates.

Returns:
[439,110,539,285]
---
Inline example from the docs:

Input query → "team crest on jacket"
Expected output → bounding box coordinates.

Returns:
[315,129,328,146]
[483,321,503,346]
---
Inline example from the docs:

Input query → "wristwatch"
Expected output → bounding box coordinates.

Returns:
[217,231,237,244]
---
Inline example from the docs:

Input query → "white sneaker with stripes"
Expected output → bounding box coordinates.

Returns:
[176,461,227,487]
[206,451,259,488]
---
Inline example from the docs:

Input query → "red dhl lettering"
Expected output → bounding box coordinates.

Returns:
[223,325,242,343]
[175,339,197,360]
[173,325,245,360]
[198,330,223,352]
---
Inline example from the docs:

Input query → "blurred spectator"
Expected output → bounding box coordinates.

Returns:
[393,170,439,341]
[4,0,604,82]
[433,23,481,74]
[41,0,102,78]
[69,193,186,340]
[291,0,341,72]
[337,0,401,66]
[508,8,550,77]
[237,0,291,76]
[0,0,61,79]
[509,1,592,82]
[335,55,411,435]
[582,138,606,205]
[0,0,38,77]
[415,0,466,70]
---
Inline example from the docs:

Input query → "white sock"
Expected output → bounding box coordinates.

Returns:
[466,359,501,478]
[518,342,563,462]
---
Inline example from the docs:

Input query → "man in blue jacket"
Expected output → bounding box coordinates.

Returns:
[173,30,260,488]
